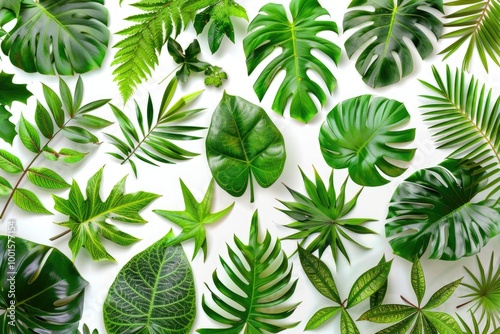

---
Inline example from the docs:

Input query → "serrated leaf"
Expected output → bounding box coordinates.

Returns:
[13,188,52,214]
[0,105,17,145]
[347,259,392,308]
[0,71,31,107]
[204,65,227,88]
[27,167,70,189]
[305,306,341,330]
[0,149,23,173]
[19,114,41,153]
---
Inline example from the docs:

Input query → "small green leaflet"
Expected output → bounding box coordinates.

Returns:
[78,324,99,334]
[299,247,392,333]
[52,167,160,261]
[359,257,462,334]
[154,178,234,261]
[204,66,227,87]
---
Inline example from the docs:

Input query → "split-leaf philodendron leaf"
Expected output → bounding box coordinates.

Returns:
[243,0,341,123]
[1,0,109,75]
[103,231,196,334]
[385,159,500,261]
[206,93,286,203]
[52,167,161,261]
[343,0,443,88]
[0,235,88,333]
[198,210,299,333]
[319,95,416,187]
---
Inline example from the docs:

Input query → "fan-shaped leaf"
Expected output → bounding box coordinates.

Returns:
[1,0,109,75]
[343,0,443,88]
[243,0,340,123]
[319,95,416,187]
[385,159,500,261]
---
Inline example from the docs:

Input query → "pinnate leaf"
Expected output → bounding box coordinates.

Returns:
[13,188,52,214]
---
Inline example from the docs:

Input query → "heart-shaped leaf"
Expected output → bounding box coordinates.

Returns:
[206,92,286,202]
[319,95,415,187]
[0,235,88,333]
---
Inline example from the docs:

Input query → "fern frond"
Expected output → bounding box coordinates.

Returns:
[419,65,500,198]
[440,0,500,72]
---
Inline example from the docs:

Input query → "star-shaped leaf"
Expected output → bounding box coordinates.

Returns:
[154,178,234,261]
[53,167,160,262]
[167,38,211,84]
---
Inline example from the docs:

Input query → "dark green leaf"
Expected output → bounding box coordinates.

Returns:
[103,231,196,334]
[167,38,210,84]
[305,306,341,330]
[19,114,41,153]
[77,99,111,114]
[343,0,443,87]
[0,105,17,145]
[347,259,392,308]
[319,95,416,186]
[0,149,23,173]
[35,101,54,139]
[206,93,286,202]
[59,77,74,116]
[0,236,87,333]
[0,71,31,107]
[371,256,389,308]
[27,167,70,189]
[1,0,109,75]
[243,0,340,123]
[359,304,416,323]
[13,188,52,214]
[42,83,64,127]
[423,278,462,310]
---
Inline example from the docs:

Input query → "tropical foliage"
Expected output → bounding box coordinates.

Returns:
[0,72,31,145]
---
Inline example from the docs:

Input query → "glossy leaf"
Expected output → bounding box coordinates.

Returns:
[279,167,376,262]
[167,38,210,84]
[412,257,426,305]
[206,93,286,202]
[0,149,23,173]
[243,0,340,123]
[359,304,416,323]
[62,126,99,144]
[0,176,12,196]
[52,167,160,261]
[343,0,443,88]
[198,211,299,333]
[103,231,195,334]
[347,259,392,308]
[423,311,463,333]
[154,178,234,261]
[385,159,500,261]
[27,167,70,189]
[1,0,110,75]
[13,188,52,214]
[341,309,360,334]
[320,95,416,186]
[370,256,389,308]
[305,307,341,330]
[423,279,462,309]
[0,236,88,333]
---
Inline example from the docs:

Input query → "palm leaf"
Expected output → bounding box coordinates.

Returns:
[440,0,500,72]
[106,77,205,177]
[198,211,299,333]
[419,65,500,198]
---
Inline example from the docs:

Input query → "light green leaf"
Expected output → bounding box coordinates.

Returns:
[103,231,196,334]
[74,115,113,129]
[359,304,416,323]
[0,149,23,173]
[13,188,52,214]
[347,259,392,308]
[423,311,462,334]
[27,167,70,189]
[305,306,341,330]
[340,308,360,334]
[58,148,87,163]
[411,257,426,306]
[423,278,462,310]
[0,176,12,196]
[19,114,41,153]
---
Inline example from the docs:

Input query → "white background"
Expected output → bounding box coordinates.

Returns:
[1,0,499,333]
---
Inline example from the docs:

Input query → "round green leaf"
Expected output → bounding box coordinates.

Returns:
[103,232,196,334]
[319,95,415,186]
[206,92,286,202]
[0,235,88,333]
[385,159,500,261]
[1,0,109,75]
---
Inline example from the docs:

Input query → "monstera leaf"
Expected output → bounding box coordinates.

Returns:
[1,0,109,75]
[206,93,286,202]
[243,0,341,123]
[319,95,416,187]
[385,159,500,261]
[343,0,443,88]
[0,235,88,333]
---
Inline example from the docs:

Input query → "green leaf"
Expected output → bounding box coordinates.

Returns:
[204,65,227,88]
[58,148,87,163]
[279,167,376,262]
[0,71,31,107]
[1,0,110,75]
[423,311,463,334]
[35,101,54,139]
[53,167,160,261]
[103,231,196,334]
[167,38,210,84]
[343,0,443,88]
[298,246,341,304]
[412,257,426,306]
[27,167,70,189]
[0,149,23,173]
[193,0,248,53]
[359,304,416,323]
[243,0,340,123]
[419,65,500,198]
[0,175,12,196]
[341,308,360,334]
[62,126,99,144]
[154,178,234,261]
[78,324,99,334]
[423,278,462,310]
[347,259,392,308]
[0,0,21,17]
[305,306,341,330]
[59,77,74,117]
[13,188,52,214]
[371,256,389,308]
[19,114,41,153]
[319,95,416,187]
[385,159,500,261]
[440,0,500,71]
[0,105,17,145]
[206,93,286,202]
[198,211,299,333]
[0,236,88,332]
[42,83,64,127]
[74,114,113,129]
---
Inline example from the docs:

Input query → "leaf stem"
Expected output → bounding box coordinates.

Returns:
[456,300,472,309]
[158,64,181,85]
[249,172,255,203]
[400,295,419,309]
[49,228,71,241]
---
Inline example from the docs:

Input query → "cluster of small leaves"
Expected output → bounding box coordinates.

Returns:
[199,211,299,333]
[299,247,392,333]
[52,167,160,261]
[277,167,376,264]
[78,324,99,334]
[359,257,463,333]
[106,77,205,177]
[154,178,234,261]
[0,77,111,217]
